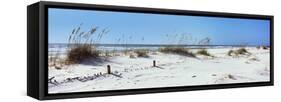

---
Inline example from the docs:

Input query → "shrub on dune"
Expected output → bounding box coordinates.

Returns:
[159,47,196,58]
[197,49,213,57]
[256,46,269,50]
[66,45,100,64]
[65,24,109,64]
[236,48,250,55]
[227,48,251,56]
[134,49,149,58]
[262,46,269,50]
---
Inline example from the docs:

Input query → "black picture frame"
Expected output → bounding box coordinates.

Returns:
[27,1,274,100]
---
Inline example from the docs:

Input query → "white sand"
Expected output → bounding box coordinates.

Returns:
[48,47,270,93]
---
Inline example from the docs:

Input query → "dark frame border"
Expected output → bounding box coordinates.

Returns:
[37,1,273,100]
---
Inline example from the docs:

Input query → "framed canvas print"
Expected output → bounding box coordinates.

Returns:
[27,1,274,100]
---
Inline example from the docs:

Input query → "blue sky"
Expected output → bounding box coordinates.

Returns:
[48,8,270,45]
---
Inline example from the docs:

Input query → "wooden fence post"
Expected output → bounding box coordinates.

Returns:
[153,60,156,67]
[107,65,111,74]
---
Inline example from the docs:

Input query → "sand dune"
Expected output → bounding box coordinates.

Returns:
[48,47,270,93]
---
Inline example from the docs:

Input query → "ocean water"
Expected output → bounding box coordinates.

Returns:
[48,43,253,54]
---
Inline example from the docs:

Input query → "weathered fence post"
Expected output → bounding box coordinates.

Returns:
[107,65,111,74]
[153,60,156,67]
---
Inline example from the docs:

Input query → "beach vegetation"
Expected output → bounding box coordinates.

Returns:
[159,46,196,58]
[227,48,251,56]
[134,49,149,58]
[256,46,261,49]
[66,24,109,64]
[197,49,213,57]
[262,46,269,50]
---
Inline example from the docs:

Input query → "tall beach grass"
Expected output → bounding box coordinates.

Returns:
[66,24,109,64]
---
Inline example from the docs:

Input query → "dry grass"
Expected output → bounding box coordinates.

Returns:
[227,48,251,56]
[236,48,249,55]
[66,24,109,64]
[66,45,100,64]
[159,47,196,57]
[197,49,212,57]
[129,54,136,58]
[262,46,269,50]
[227,50,234,56]
[256,46,269,50]
[48,47,64,69]
[134,49,149,58]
